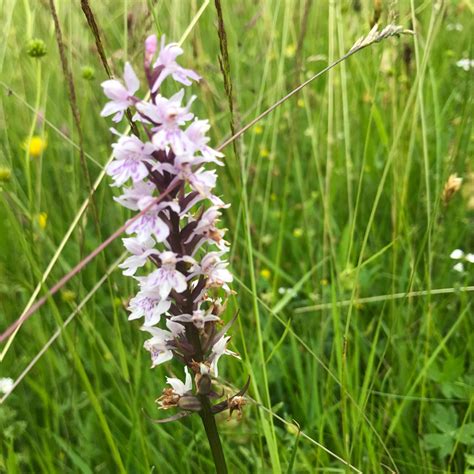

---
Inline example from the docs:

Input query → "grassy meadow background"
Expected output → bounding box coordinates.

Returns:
[1,0,473,472]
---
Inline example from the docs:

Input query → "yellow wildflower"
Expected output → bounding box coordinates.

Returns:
[259,146,270,158]
[297,98,304,108]
[28,136,47,157]
[38,212,48,229]
[292,228,303,238]
[284,44,296,58]
[253,125,263,135]
[260,269,271,280]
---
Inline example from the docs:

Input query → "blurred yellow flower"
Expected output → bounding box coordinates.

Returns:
[260,268,271,280]
[253,125,263,135]
[27,136,47,157]
[292,228,303,238]
[284,44,296,58]
[61,290,76,302]
[297,98,304,108]
[0,167,12,181]
[38,212,48,229]
[259,146,270,158]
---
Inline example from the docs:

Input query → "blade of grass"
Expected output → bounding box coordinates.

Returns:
[0,254,124,404]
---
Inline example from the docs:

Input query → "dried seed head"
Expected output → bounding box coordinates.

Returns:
[349,24,414,54]
[156,387,181,409]
[442,173,463,205]
[228,396,246,420]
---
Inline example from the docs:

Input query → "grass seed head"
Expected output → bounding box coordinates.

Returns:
[442,173,463,205]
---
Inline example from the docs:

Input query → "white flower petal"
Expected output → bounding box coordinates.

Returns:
[124,62,140,94]
[166,376,186,395]
[166,319,185,336]
[184,367,192,392]
[450,249,464,260]
[151,350,173,368]
[0,377,14,395]
[465,253,474,264]
[101,100,126,118]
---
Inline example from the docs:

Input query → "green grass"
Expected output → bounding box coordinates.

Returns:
[1,0,473,472]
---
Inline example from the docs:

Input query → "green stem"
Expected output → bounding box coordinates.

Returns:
[199,396,228,474]
[25,59,42,214]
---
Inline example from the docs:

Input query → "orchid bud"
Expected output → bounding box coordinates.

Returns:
[196,371,212,396]
[178,395,202,411]
[144,34,157,67]
[81,66,95,81]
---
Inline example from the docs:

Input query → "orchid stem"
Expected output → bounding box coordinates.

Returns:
[185,317,227,472]
[199,396,228,474]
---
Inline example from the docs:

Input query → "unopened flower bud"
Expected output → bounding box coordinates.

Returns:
[26,39,47,58]
[0,167,12,182]
[144,34,157,67]
[81,66,95,81]
[195,369,212,395]
[177,395,202,411]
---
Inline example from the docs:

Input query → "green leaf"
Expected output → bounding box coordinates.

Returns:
[423,433,454,459]
[441,356,465,382]
[51,434,93,474]
[429,404,458,433]
[428,361,443,383]
[465,453,474,466]
[455,423,474,446]
[440,381,468,399]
